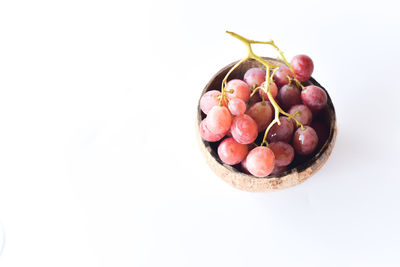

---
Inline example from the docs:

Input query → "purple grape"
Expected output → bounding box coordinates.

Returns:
[277,84,301,111]
[267,116,294,143]
[288,104,312,128]
[290,54,314,82]
[301,85,327,111]
[244,67,266,88]
[273,66,294,87]
[268,142,294,167]
[292,126,318,155]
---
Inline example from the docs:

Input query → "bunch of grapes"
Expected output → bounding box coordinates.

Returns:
[199,33,330,178]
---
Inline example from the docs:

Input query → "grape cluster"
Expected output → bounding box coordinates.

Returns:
[200,54,330,178]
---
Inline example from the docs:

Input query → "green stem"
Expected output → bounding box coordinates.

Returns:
[225,31,306,146]
[219,57,249,106]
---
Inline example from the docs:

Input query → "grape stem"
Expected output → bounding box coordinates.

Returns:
[224,31,305,146]
[219,57,249,106]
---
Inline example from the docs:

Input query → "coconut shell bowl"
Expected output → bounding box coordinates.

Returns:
[197,57,337,192]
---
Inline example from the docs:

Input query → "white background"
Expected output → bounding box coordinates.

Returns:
[0,0,400,266]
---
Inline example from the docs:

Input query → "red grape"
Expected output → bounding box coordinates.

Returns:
[200,90,222,114]
[268,142,294,167]
[206,106,232,135]
[288,104,312,128]
[301,85,327,111]
[292,126,318,155]
[267,116,294,143]
[245,146,275,177]
[218,137,248,165]
[290,54,314,82]
[230,114,258,144]
[273,66,294,87]
[228,97,246,116]
[277,84,301,111]
[259,81,278,101]
[226,79,251,102]
[199,119,225,142]
[244,67,266,88]
[246,101,273,132]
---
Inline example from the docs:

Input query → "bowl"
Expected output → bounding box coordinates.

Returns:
[196,57,337,192]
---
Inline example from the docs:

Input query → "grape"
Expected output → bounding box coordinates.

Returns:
[301,85,327,111]
[206,106,232,135]
[268,142,294,167]
[230,114,258,144]
[226,79,251,102]
[288,104,312,128]
[217,137,248,165]
[228,97,246,116]
[290,54,314,82]
[245,146,275,177]
[292,126,318,155]
[259,81,278,101]
[199,119,225,142]
[200,90,222,114]
[267,116,294,143]
[310,120,329,148]
[246,101,273,132]
[277,84,301,111]
[270,165,287,175]
[273,66,294,87]
[244,67,266,88]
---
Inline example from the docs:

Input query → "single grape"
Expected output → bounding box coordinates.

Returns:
[228,97,246,116]
[292,126,318,155]
[290,54,314,82]
[288,104,312,128]
[206,105,232,135]
[268,142,295,167]
[267,116,294,143]
[310,120,329,148]
[301,85,327,111]
[245,146,275,177]
[199,119,225,142]
[277,84,301,111]
[217,137,248,165]
[258,81,278,101]
[270,165,287,175]
[246,101,273,132]
[226,79,251,103]
[200,90,222,114]
[273,66,294,87]
[230,114,258,144]
[244,67,266,88]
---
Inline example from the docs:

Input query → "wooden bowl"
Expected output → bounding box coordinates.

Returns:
[197,57,337,192]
